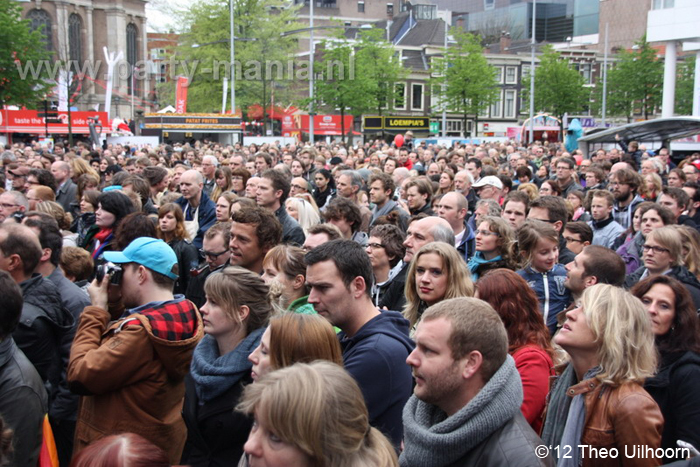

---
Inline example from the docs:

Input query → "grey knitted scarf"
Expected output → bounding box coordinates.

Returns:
[399,355,523,467]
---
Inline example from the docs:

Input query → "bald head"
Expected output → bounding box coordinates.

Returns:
[403,216,454,263]
[179,169,203,201]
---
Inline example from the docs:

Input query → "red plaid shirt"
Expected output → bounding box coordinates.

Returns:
[124,299,198,341]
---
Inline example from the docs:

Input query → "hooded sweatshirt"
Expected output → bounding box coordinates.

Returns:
[339,309,415,448]
[67,297,203,463]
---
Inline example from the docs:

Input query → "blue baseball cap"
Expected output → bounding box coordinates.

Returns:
[103,237,179,280]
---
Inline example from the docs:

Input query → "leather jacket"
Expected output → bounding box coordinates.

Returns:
[569,377,663,467]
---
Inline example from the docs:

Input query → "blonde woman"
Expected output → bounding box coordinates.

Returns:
[237,361,398,467]
[403,242,474,330]
[541,284,662,467]
[674,224,700,281]
[285,197,320,237]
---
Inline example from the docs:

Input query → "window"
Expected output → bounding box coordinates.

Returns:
[387,3,394,16]
[484,0,495,10]
[358,1,365,12]
[494,66,503,84]
[411,83,423,111]
[68,14,82,65]
[652,0,674,9]
[394,83,406,110]
[576,62,592,84]
[126,23,138,94]
[345,21,352,27]
[490,90,502,118]
[159,64,167,83]
[505,66,517,84]
[522,64,531,79]
[447,119,462,136]
[504,89,517,118]
[27,9,52,51]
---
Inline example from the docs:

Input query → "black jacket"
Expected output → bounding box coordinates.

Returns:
[645,351,700,463]
[448,412,554,467]
[558,235,576,266]
[13,274,73,393]
[169,238,200,296]
[181,374,252,467]
[0,338,48,467]
[46,267,90,422]
[275,205,305,246]
[378,261,409,312]
[185,262,228,310]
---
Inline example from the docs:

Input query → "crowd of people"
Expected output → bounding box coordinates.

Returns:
[0,135,699,466]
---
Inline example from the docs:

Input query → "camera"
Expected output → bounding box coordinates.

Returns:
[11,212,25,223]
[95,262,123,285]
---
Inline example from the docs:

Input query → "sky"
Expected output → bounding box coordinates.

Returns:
[145,0,190,33]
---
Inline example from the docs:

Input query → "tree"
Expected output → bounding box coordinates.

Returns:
[160,0,301,116]
[0,0,53,108]
[524,45,589,140]
[356,28,408,116]
[593,36,663,122]
[429,29,499,137]
[676,54,695,116]
[312,34,375,143]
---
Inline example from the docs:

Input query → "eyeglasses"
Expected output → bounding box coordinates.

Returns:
[530,218,557,224]
[564,236,583,244]
[291,184,307,190]
[199,249,229,259]
[475,230,499,237]
[0,203,18,209]
[643,245,670,254]
[366,242,385,250]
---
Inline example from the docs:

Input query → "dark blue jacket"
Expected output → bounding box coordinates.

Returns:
[517,265,571,336]
[456,221,476,263]
[176,192,217,249]
[339,310,414,448]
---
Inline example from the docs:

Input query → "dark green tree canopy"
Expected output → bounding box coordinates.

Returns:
[0,0,53,108]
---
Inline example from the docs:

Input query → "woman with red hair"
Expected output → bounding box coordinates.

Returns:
[476,268,555,433]
[70,433,170,467]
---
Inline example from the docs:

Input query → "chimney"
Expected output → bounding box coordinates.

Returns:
[500,31,511,53]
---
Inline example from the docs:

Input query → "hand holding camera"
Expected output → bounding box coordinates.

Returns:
[89,262,123,314]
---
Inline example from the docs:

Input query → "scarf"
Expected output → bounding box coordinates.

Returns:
[399,355,523,467]
[467,252,502,281]
[189,328,264,403]
[541,364,601,466]
[373,199,400,220]
[92,227,113,259]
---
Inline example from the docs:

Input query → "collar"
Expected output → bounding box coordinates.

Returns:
[123,294,184,317]
[591,215,615,229]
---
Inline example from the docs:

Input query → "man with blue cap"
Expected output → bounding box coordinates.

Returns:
[67,237,203,463]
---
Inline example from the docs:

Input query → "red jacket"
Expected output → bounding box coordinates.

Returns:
[512,344,554,434]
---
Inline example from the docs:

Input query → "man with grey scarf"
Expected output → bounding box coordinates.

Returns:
[401,298,553,467]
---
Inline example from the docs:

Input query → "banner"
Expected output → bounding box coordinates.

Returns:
[175,77,189,114]
[1,109,108,135]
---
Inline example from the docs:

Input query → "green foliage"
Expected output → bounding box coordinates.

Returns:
[0,0,53,108]
[311,33,375,142]
[523,45,589,135]
[429,29,499,136]
[676,54,695,116]
[593,36,663,121]
[356,28,408,115]
[160,0,302,113]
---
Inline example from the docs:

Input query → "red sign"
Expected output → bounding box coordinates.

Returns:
[175,76,189,113]
[281,115,354,136]
[1,109,109,135]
